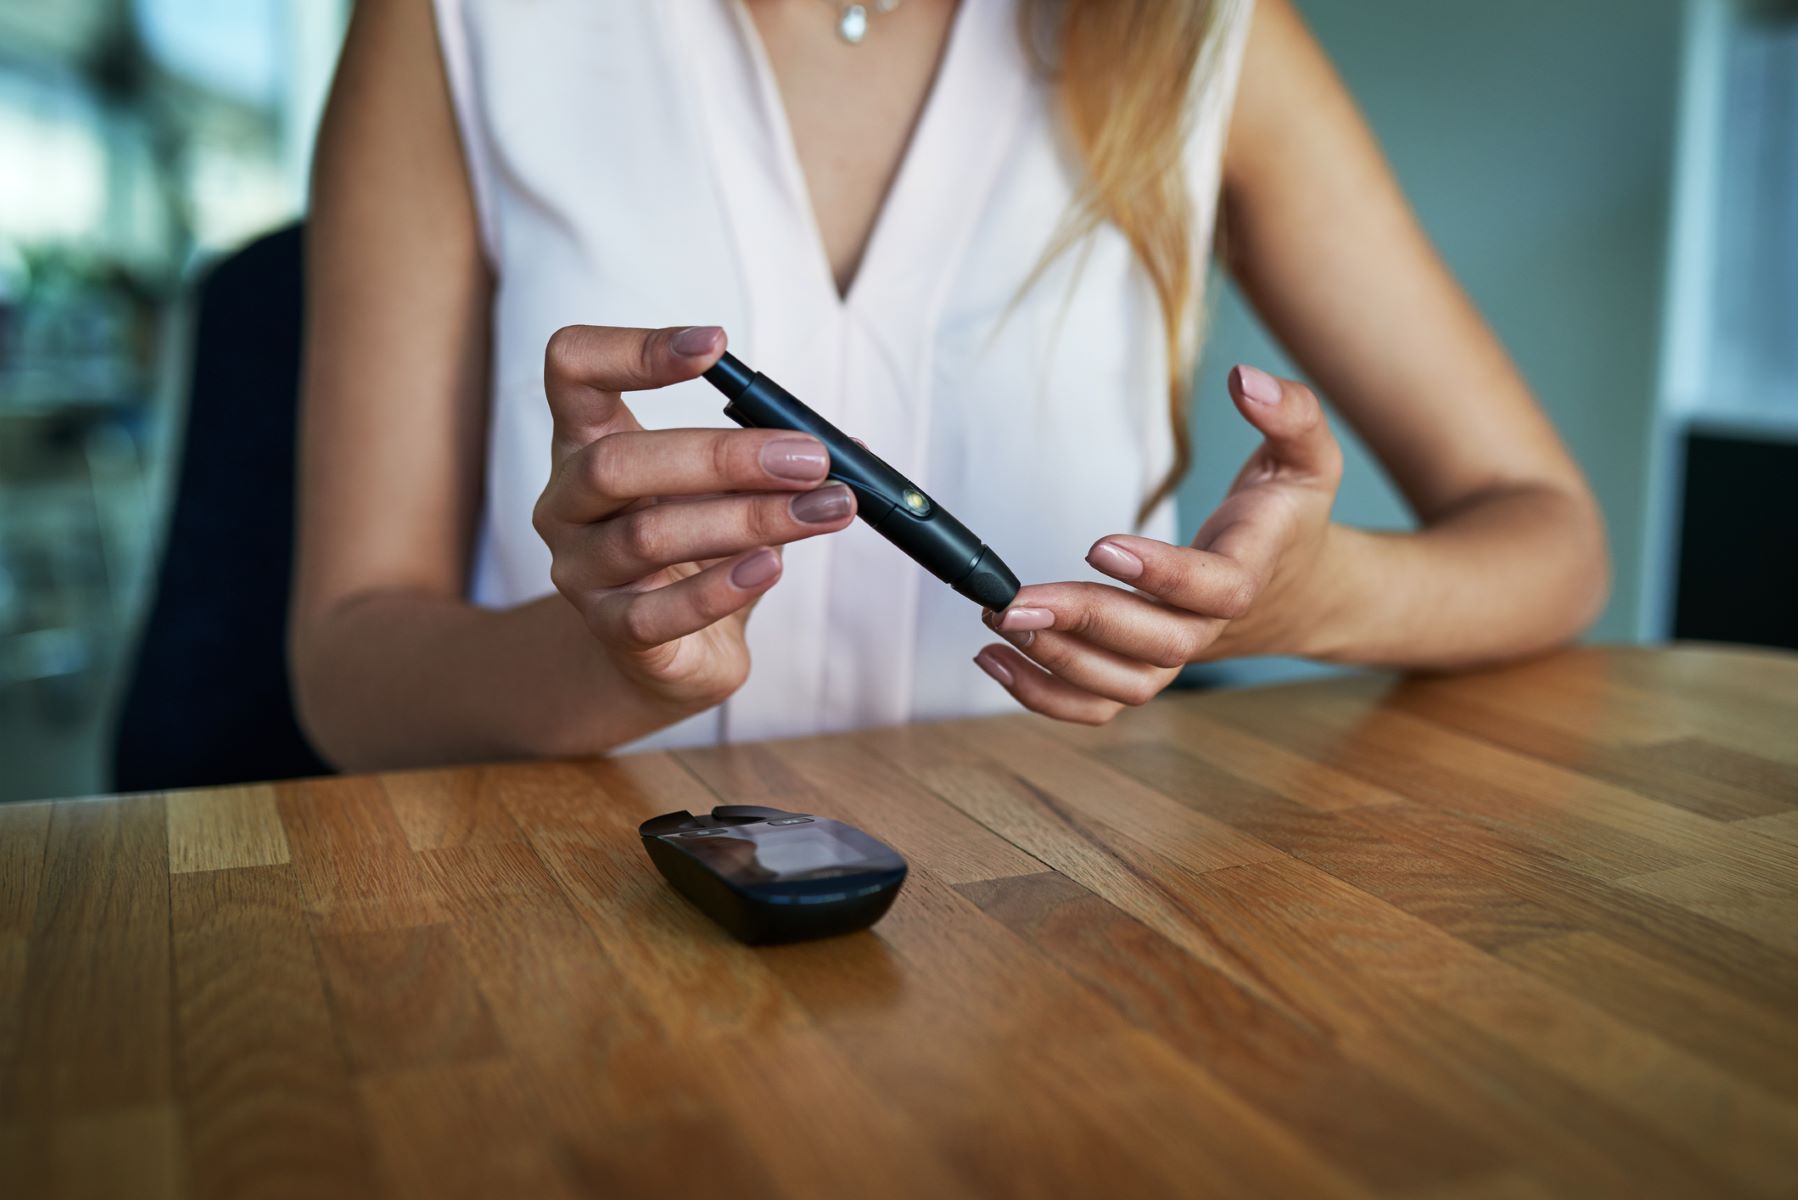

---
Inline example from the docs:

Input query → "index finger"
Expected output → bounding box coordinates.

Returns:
[1083,533,1267,619]
[544,324,727,462]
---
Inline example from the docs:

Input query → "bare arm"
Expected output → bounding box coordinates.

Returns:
[291,0,851,769]
[292,0,604,768]
[1215,0,1607,665]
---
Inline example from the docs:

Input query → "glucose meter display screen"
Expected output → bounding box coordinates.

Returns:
[672,822,889,884]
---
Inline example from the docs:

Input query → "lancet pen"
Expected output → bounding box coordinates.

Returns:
[703,352,1020,610]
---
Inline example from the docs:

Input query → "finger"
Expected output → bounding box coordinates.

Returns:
[565,484,856,589]
[982,618,1173,707]
[544,324,728,459]
[1197,502,1295,590]
[540,428,831,526]
[974,645,1124,726]
[993,582,1221,668]
[1082,534,1266,619]
[1228,365,1344,485]
[587,548,782,649]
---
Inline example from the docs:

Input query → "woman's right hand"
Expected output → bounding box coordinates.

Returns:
[533,324,856,717]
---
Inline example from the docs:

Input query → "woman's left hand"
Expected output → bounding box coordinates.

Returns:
[975,364,1346,724]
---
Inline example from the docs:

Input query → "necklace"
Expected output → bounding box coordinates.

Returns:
[822,0,901,46]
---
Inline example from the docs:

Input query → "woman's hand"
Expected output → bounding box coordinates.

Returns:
[535,324,857,717]
[975,365,1345,724]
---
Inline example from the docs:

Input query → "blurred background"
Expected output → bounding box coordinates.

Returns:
[0,0,1793,801]
[0,0,345,799]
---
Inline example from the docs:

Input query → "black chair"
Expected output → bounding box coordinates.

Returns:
[112,224,331,791]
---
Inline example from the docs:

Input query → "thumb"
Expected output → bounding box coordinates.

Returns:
[545,323,727,463]
[1227,364,1343,485]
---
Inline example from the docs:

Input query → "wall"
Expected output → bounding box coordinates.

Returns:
[1179,0,1686,683]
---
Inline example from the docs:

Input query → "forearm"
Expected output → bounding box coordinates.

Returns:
[1247,484,1608,670]
[290,592,687,772]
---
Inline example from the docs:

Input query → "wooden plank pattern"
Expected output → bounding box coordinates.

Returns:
[1,644,1796,1198]
[169,865,379,1199]
[6,795,173,1118]
[165,787,291,875]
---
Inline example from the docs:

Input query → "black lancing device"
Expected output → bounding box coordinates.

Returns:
[703,352,1021,610]
[639,805,908,944]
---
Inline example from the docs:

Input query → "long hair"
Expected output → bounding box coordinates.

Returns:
[1017,0,1225,525]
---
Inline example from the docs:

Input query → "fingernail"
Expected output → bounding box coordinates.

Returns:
[1233,364,1282,406]
[761,436,828,480]
[789,483,853,524]
[1087,541,1144,579]
[730,548,780,589]
[997,607,1054,633]
[1002,628,1035,649]
[672,325,723,357]
[975,651,1014,688]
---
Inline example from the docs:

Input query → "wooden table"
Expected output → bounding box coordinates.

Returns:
[3,645,1797,1199]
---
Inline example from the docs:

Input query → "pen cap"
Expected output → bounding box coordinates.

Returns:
[956,546,1019,610]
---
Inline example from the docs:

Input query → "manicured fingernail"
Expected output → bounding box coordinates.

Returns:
[998,607,1054,633]
[975,651,1014,688]
[761,436,828,480]
[789,483,853,524]
[672,325,723,357]
[1002,628,1035,649]
[1232,364,1282,406]
[730,548,780,589]
[1087,541,1144,579]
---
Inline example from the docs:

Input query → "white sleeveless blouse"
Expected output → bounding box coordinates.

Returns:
[432,0,1253,750]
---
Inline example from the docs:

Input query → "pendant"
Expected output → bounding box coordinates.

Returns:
[837,3,869,44]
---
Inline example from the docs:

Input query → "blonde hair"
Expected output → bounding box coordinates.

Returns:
[1018,0,1225,525]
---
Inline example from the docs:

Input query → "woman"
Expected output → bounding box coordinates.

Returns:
[292,0,1607,769]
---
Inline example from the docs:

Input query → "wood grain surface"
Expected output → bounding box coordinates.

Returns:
[2,644,1796,1199]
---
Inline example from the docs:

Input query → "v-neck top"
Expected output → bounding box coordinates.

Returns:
[432,0,1255,750]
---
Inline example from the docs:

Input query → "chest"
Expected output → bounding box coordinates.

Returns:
[741,0,962,296]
